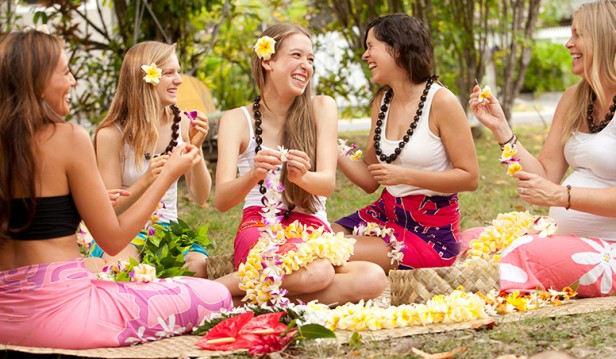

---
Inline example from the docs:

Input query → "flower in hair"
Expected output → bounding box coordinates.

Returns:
[141,63,162,85]
[254,36,276,60]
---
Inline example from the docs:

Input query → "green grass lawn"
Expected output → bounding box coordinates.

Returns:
[179,123,550,255]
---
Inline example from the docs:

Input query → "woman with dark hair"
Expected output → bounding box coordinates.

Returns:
[333,14,479,272]
[470,0,616,297]
[0,29,231,349]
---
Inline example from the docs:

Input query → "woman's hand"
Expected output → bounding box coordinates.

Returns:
[286,149,311,183]
[107,189,130,207]
[145,154,168,183]
[468,85,509,133]
[252,149,282,181]
[368,163,406,186]
[514,171,567,208]
[162,144,201,179]
[188,110,209,147]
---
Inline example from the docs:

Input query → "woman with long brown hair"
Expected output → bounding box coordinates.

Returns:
[0,29,231,349]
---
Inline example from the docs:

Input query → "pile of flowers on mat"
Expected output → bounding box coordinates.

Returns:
[464,211,557,264]
[195,286,577,339]
[237,146,356,306]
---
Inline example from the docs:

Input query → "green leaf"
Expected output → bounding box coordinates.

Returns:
[169,220,183,236]
[348,331,362,349]
[297,324,336,340]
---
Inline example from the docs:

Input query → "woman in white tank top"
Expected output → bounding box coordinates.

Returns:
[334,14,479,272]
[469,0,616,297]
[214,23,387,306]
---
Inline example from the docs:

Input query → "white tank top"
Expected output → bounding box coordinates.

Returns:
[549,119,616,241]
[377,83,454,197]
[236,106,329,224]
[119,123,183,223]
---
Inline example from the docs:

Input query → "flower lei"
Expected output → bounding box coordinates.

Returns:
[254,36,276,60]
[237,146,356,306]
[500,142,522,176]
[141,63,162,85]
[464,211,557,264]
[337,138,363,160]
[352,222,406,265]
[198,285,576,335]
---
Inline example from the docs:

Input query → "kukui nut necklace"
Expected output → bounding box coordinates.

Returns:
[252,95,295,219]
[587,93,616,133]
[144,104,181,160]
[374,75,438,163]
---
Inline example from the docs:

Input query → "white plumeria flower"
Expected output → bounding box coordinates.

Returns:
[130,263,157,283]
[124,326,157,344]
[531,216,557,237]
[155,314,186,338]
[571,238,616,294]
[277,145,289,162]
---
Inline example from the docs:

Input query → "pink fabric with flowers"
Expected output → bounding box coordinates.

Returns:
[0,258,232,349]
[499,234,616,297]
[233,206,332,269]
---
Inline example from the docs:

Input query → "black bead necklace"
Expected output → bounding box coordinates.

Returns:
[587,93,616,133]
[252,95,294,219]
[373,75,438,163]
[144,104,181,160]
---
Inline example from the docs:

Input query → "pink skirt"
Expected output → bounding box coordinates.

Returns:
[0,258,232,349]
[335,189,461,269]
[233,206,332,269]
[499,234,616,297]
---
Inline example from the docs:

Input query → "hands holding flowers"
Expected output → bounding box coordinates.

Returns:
[183,110,210,147]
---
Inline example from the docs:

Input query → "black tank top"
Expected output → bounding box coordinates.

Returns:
[9,195,81,240]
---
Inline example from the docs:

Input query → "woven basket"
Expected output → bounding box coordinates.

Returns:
[390,262,499,305]
[206,253,235,279]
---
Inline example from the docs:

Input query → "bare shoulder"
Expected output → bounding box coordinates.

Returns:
[312,95,337,109]
[95,124,122,143]
[49,122,91,144]
[219,107,249,125]
[431,86,462,108]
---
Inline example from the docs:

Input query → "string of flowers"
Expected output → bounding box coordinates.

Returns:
[352,222,406,265]
[237,146,356,306]
[337,138,363,161]
[297,287,576,331]
[197,285,577,335]
[500,142,522,176]
[464,211,557,264]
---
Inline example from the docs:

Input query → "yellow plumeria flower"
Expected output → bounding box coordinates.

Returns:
[254,36,276,60]
[350,149,363,161]
[507,162,522,176]
[141,63,162,85]
[477,85,492,103]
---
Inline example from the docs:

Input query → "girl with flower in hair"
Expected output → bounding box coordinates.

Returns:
[215,23,387,305]
[333,14,479,272]
[90,41,211,277]
[469,0,616,297]
[0,30,231,349]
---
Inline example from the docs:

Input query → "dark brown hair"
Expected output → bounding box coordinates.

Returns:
[0,30,64,240]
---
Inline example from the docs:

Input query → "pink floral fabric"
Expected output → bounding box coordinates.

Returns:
[0,258,232,349]
[499,234,616,297]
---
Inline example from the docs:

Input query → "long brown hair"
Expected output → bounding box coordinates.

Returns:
[95,41,177,168]
[251,23,319,213]
[562,0,616,140]
[0,30,65,240]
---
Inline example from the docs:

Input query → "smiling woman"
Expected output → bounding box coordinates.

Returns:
[89,41,213,278]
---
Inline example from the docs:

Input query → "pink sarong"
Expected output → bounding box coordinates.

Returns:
[499,234,616,297]
[233,206,332,269]
[0,258,232,349]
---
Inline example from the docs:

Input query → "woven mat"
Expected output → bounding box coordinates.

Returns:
[4,292,615,358]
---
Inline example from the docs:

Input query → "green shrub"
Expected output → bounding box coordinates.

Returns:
[522,40,577,95]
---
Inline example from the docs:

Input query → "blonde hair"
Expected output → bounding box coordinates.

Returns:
[251,23,319,213]
[562,0,616,140]
[95,41,177,168]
